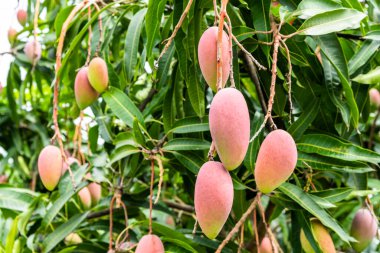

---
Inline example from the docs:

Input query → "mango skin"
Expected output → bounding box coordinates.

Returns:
[85,173,101,205]
[350,208,378,252]
[78,187,92,209]
[209,88,250,170]
[259,236,273,253]
[74,67,99,109]
[64,233,82,245]
[38,145,62,191]
[88,57,109,93]
[198,26,230,92]
[300,220,336,253]
[369,88,380,107]
[194,161,233,239]
[255,129,297,193]
[135,234,164,253]
[24,40,41,62]
[8,28,17,44]
[17,10,27,26]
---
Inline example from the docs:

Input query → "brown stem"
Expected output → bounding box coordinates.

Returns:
[157,0,194,64]
[369,108,380,149]
[138,88,157,111]
[86,4,92,65]
[163,200,194,212]
[149,159,155,234]
[153,156,164,204]
[224,13,235,88]
[216,11,225,90]
[238,223,244,253]
[215,194,260,253]
[92,2,103,56]
[109,194,117,251]
[213,0,218,25]
[254,209,259,253]
[53,1,87,190]
[208,141,216,161]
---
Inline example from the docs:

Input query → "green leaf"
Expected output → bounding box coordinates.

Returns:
[171,151,204,174]
[298,152,375,173]
[124,8,147,81]
[163,138,210,151]
[103,87,145,128]
[288,98,319,140]
[278,183,353,243]
[348,40,380,75]
[42,212,89,253]
[353,66,380,84]
[311,188,352,203]
[168,116,209,134]
[133,117,146,146]
[0,186,37,212]
[298,9,366,35]
[5,216,19,253]
[295,0,342,19]
[316,34,359,128]
[297,134,380,164]
[109,145,141,164]
[146,0,166,64]
[363,31,380,40]
[54,6,74,38]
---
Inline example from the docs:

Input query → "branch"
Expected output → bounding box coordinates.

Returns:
[32,0,40,69]
[163,200,194,213]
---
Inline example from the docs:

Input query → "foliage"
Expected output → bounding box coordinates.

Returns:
[1,0,380,252]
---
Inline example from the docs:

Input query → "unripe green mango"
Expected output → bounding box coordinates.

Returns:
[24,40,41,63]
[88,57,109,93]
[8,28,17,44]
[255,129,297,193]
[38,145,62,191]
[209,88,250,170]
[135,234,164,253]
[198,26,230,92]
[64,233,82,245]
[300,220,336,253]
[17,9,27,26]
[194,161,233,239]
[350,208,378,252]
[74,67,99,109]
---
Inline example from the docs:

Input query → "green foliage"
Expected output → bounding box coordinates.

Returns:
[1,0,380,252]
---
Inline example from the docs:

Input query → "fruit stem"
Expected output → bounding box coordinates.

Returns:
[216,10,225,91]
[92,2,103,56]
[149,159,155,234]
[224,13,235,88]
[215,193,261,253]
[280,39,293,123]
[86,4,92,65]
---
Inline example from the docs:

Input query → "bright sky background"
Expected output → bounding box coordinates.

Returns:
[0,0,26,85]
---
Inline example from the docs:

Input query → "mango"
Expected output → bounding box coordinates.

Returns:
[24,40,41,62]
[74,67,99,109]
[85,173,101,205]
[369,88,380,108]
[88,57,109,93]
[350,208,378,252]
[209,88,250,170]
[78,187,92,209]
[194,161,233,239]
[135,234,164,253]
[62,157,79,175]
[198,26,230,92]
[255,129,297,193]
[8,28,17,44]
[64,233,82,245]
[17,9,27,26]
[300,220,336,253]
[259,236,273,253]
[38,145,62,191]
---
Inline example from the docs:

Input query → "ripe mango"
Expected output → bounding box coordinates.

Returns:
[135,234,164,253]
[88,57,109,93]
[259,236,273,253]
[300,220,336,253]
[209,88,250,170]
[369,88,380,107]
[24,40,41,62]
[255,129,297,193]
[38,145,62,191]
[78,187,92,209]
[198,26,230,92]
[350,208,378,252]
[74,67,99,109]
[17,9,27,26]
[8,28,17,44]
[194,161,233,239]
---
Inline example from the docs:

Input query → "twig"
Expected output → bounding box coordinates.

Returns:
[216,10,226,90]
[192,218,198,238]
[215,194,260,253]
[32,0,40,69]
[213,0,218,25]
[254,209,259,253]
[53,1,87,190]
[86,4,92,65]
[369,108,380,149]
[149,159,155,234]
[92,2,103,56]
[138,88,157,111]
[157,0,194,64]
[153,156,164,204]
[224,13,235,88]
[207,141,216,161]
[109,194,117,251]
[280,39,293,123]
[163,200,194,212]
[238,223,244,253]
